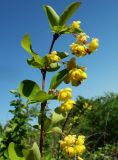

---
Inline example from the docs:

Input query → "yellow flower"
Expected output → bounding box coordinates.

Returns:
[47,51,60,63]
[69,68,87,86]
[67,57,76,70]
[75,145,86,155]
[76,33,88,44]
[88,38,99,52]
[71,21,81,30]
[70,43,86,57]
[58,88,72,101]
[76,135,85,145]
[60,100,75,111]
[64,135,76,145]
[59,140,67,148]
[66,147,75,157]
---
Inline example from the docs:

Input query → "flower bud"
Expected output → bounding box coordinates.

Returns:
[47,51,60,63]
[88,38,99,52]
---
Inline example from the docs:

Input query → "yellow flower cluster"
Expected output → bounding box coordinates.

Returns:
[70,32,99,57]
[47,51,60,63]
[70,43,86,57]
[59,135,86,159]
[60,100,75,111]
[76,33,88,44]
[58,88,72,101]
[64,66,87,86]
[58,88,75,111]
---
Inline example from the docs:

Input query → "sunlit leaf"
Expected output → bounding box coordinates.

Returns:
[51,111,64,125]
[49,69,68,89]
[21,34,35,56]
[49,127,62,134]
[59,2,81,25]
[32,143,41,160]
[27,56,47,69]
[28,90,56,103]
[23,143,41,160]
[8,142,25,160]
[18,80,40,100]
[43,5,59,28]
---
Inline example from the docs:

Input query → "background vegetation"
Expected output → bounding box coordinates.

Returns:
[0,92,118,159]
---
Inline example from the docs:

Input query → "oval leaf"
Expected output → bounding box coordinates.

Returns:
[32,143,41,160]
[18,80,40,100]
[28,90,56,103]
[44,5,59,28]
[51,112,64,125]
[49,69,68,89]
[59,2,81,26]
[8,142,25,160]
[21,34,34,55]
[23,143,41,160]
[50,127,62,134]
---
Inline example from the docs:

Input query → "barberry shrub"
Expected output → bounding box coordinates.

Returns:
[6,2,99,160]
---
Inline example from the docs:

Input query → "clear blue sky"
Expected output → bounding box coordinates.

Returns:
[0,0,118,125]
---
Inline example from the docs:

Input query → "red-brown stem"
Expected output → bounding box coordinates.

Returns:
[39,69,46,156]
[39,33,60,156]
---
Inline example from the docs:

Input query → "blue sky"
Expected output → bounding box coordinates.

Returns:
[0,0,118,125]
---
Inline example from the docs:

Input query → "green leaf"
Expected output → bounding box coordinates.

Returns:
[49,69,68,89]
[28,90,56,103]
[27,58,41,68]
[43,5,59,28]
[52,26,69,34]
[18,79,55,103]
[21,34,35,56]
[59,2,81,26]
[49,127,62,134]
[8,142,25,160]
[23,143,41,160]
[18,80,40,100]
[21,34,46,69]
[27,56,47,69]
[44,154,55,160]
[22,149,34,160]
[32,143,41,160]
[33,55,47,68]
[33,125,41,130]
[51,112,64,125]
[44,116,51,131]
[57,52,69,59]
